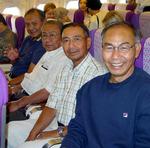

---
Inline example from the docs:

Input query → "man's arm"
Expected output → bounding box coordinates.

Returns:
[9,62,36,86]
[26,106,56,141]
[61,90,87,148]
[8,88,49,112]
[35,126,68,139]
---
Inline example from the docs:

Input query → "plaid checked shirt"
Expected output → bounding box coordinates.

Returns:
[46,53,107,125]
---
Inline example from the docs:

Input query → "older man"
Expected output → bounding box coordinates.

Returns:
[6,23,107,148]
[61,22,150,147]
[7,20,69,122]
[7,8,45,85]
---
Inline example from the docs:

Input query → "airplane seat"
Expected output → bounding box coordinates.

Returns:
[130,13,140,29]
[139,12,150,38]
[93,28,104,64]
[73,9,84,23]
[5,15,13,30]
[108,3,115,11]
[125,11,135,24]
[115,3,127,11]
[135,37,150,74]
[126,4,136,11]
[0,68,8,148]
[89,29,97,56]
[15,16,25,48]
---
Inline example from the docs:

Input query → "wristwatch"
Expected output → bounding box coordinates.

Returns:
[57,126,65,137]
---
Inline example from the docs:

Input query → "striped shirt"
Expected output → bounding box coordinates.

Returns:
[46,53,107,125]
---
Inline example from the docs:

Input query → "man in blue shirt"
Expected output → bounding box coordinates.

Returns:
[61,22,150,147]
[6,8,45,84]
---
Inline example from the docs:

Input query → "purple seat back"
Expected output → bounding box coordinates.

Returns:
[135,38,145,68]
[139,12,150,38]
[73,9,84,23]
[15,16,25,48]
[5,15,12,30]
[135,37,150,75]
[126,4,136,11]
[89,29,97,56]
[93,28,104,63]
[125,11,134,24]
[108,4,115,11]
[0,68,8,147]
[143,37,150,74]
[131,13,140,29]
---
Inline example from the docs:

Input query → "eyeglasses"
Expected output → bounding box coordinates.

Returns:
[62,36,86,44]
[42,32,59,40]
[102,43,135,53]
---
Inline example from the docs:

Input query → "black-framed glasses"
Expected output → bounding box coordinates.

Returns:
[102,43,136,53]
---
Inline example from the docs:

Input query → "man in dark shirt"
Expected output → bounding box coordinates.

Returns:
[6,8,45,85]
[61,22,150,147]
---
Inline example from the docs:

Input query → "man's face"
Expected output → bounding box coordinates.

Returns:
[42,23,61,51]
[45,8,55,19]
[102,25,141,83]
[25,12,44,38]
[62,26,91,67]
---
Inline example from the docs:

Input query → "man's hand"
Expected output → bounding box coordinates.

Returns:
[26,130,38,141]
[36,131,57,140]
[7,101,20,112]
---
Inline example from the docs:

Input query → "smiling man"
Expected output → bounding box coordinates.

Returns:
[61,22,150,148]
[6,23,107,148]
[7,8,45,86]
[7,20,69,122]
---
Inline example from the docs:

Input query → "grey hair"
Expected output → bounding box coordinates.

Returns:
[101,21,142,43]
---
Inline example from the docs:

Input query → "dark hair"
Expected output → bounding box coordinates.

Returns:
[24,8,45,21]
[86,0,102,10]
[0,13,7,26]
[42,20,63,32]
[62,22,89,37]
[101,21,142,43]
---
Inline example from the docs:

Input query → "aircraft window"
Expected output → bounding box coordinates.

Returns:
[37,4,45,11]
[101,0,108,2]
[66,1,78,9]
[2,7,21,16]
[119,0,126,3]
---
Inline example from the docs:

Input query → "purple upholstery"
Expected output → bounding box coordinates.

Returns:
[143,37,150,74]
[139,12,150,38]
[135,37,150,75]
[131,13,140,29]
[126,4,136,11]
[73,9,84,23]
[5,15,12,30]
[15,16,25,48]
[89,29,97,56]
[0,68,8,147]
[135,38,145,69]
[125,11,134,24]
[108,4,115,11]
[93,28,104,64]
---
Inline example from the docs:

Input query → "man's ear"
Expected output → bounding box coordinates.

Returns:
[87,37,91,50]
[135,42,141,58]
